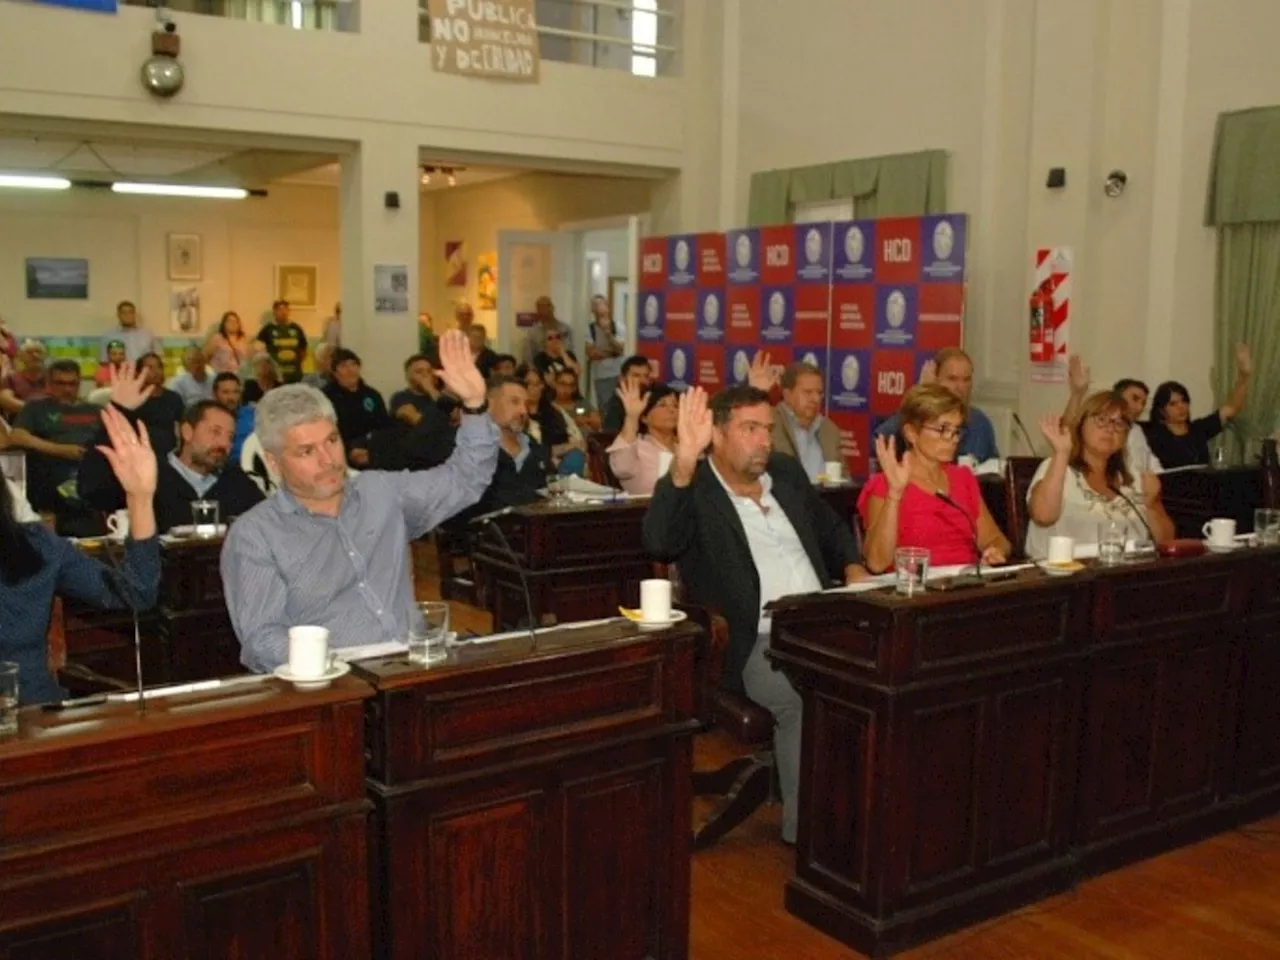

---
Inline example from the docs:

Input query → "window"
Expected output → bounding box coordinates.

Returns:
[290,0,303,28]
[794,199,854,224]
[631,0,657,77]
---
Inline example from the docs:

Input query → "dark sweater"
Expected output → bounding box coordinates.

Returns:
[133,389,185,458]
[324,380,390,452]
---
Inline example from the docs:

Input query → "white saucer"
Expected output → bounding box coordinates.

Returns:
[634,609,689,631]
[273,659,351,691]
[1205,540,1242,553]
[167,523,228,538]
[1037,560,1085,577]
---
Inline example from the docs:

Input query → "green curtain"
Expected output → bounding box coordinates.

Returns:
[1214,223,1280,460]
[1205,107,1280,227]
[745,150,948,226]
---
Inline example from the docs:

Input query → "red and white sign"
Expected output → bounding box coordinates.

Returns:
[1030,247,1071,383]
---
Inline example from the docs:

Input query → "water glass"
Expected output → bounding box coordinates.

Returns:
[0,661,18,737]
[1255,508,1280,546]
[408,601,450,665]
[894,547,930,596]
[1098,520,1126,565]
[192,499,220,538]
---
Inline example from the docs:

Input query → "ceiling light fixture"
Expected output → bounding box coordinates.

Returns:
[420,166,431,186]
[0,174,72,191]
[446,168,457,187]
[111,182,248,199]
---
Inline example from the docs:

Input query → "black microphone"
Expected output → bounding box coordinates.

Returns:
[934,490,986,587]
[99,537,149,712]
[1012,412,1038,456]
[1107,482,1160,551]
[471,510,539,650]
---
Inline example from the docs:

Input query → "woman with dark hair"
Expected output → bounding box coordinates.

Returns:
[607,380,678,494]
[517,363,585,476]
[205,311,249,374]
[0,406,160,705]
[1027,390,1174,557]
[1143,344,1252,469]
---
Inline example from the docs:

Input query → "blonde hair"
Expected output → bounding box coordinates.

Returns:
[1070,390,1133,488]
[899,383,967,429]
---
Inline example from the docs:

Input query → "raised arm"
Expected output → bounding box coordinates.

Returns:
[643,387,710,561]
[1219,343,1253,421]
[1062,354,1090,425]
[860,434,911,573]
[1027,416,1073,527]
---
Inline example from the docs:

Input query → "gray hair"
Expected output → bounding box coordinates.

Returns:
[255,384,337,455]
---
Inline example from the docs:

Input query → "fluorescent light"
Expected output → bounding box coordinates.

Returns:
[0,174,71,190]
[111,182,248,199]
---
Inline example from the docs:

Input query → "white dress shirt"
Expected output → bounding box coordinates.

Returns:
[1126,425,1162,475]
[709,461,823,634]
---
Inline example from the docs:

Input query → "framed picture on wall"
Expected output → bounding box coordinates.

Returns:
[25,258,89,300]
[275,263,318,310]
[167,233,203,281]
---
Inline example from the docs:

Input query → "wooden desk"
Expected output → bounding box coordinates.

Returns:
[354,619,702,960]
[0,675,373,960]
[1159,465,1263,538]
[768,548,1280,956]
[472,487,863,630]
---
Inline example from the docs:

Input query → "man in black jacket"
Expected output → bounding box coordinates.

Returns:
[323,348,390,467]
[643,384,866,844]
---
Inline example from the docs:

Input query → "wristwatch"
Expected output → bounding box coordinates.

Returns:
[461,398,489,415]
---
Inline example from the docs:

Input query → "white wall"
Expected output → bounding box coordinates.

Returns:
[0,184,339,342]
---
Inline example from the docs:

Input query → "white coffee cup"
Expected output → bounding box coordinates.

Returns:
[824,461,844,484]
[657,450,674,478]
[1047,535,1074,565]
[1202,517,1236,547]
[287,625,331,679]
[639,579,672,623]
[105,509,129,540]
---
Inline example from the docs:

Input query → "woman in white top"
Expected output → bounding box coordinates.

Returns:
[606,381,678,495]
[1026,390,1175,558]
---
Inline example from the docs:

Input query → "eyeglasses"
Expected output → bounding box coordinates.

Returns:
[920,423,967,442]
[1089,414,1130,432]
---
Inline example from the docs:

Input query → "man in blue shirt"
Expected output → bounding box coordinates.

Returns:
[221,330,499,672]
[873,347,999,463]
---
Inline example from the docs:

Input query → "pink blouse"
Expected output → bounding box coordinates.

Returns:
[607,434,673,495]
[857,465,982,567]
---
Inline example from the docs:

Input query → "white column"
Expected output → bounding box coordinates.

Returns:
[339,129,421,396]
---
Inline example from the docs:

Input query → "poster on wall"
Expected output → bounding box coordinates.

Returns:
[374,263,410,315]
[445,241,467,287]
[510,243,551,327]
[639,213,967,481]
[1029,246,1071,383]
[476,251,497,309]
[25,258,88,300]
[427,0,540,83]
[167,234,203,281]
[169,285,201,333]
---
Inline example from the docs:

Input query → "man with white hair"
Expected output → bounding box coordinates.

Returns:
[166,345,215,406]
[220,330,498,672]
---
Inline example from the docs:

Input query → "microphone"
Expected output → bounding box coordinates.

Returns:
[1012,412,1038,456]
[471,510,539,650]
[1107,482,1160,551]
[99,538,149,713]
[934,490,986,587]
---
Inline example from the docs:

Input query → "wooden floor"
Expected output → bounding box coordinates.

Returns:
[411,542,1280,960]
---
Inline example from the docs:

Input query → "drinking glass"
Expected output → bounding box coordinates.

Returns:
[894,547,930,596]
[192,499,220,538]
[0,661,18,737]
[408,601,450,665]
[1255,508,1280,547]
[1098,520,1126,565]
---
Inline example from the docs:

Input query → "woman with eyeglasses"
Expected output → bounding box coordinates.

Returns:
[859,384,1011,573]
[1026,390,1175,558]
[1142,343,1253,469]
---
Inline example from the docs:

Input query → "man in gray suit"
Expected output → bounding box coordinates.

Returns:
[770,362,842,480]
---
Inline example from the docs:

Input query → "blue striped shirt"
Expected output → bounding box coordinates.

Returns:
[220,413,499,672]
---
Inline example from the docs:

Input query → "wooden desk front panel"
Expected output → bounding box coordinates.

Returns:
[1232,551,1280,809]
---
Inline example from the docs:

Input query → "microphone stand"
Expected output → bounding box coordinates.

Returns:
[100,537,147,713]
[934,490,986,588]
[474,516,539,651]
[1012,412,1039,457]
[1108,483,1160,553]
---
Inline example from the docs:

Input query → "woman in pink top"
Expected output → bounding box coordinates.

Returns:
[204,311,249,374]
[606,381,678,495]
[858,384,1011,573]
[94,340,128,387]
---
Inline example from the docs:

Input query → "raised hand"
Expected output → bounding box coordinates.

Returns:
[874,433,912,495]
[96,405,157,499]
[674,387,713,466]
[918,359,937,385]
[1038,413,1072,456]
[747,351,779,392]
[618,379,648,421]
[109,361,151,412]
[1236,343,1253,377]
[1068,354,1090,394]
[435,330,486,408]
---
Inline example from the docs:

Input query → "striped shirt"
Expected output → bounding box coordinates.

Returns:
[220,413,499,672]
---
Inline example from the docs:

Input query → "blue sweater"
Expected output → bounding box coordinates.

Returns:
[0,529,160,705]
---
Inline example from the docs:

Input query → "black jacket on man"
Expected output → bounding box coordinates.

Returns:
[324,379,390,454]
[643,453,861,692]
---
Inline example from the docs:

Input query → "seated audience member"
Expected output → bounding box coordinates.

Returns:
[167,345,215,406]
[1,406,160,705]
[1,339,49,416]
[0,315,15,361]
[552,369,600,431]
[1062,355,1163,474]
[519,363,584,477]
[644,385,867,845]
[771,361,841,480]
[80,378,264,531]
[1027,391,1174,557]
[204,310,249,374]
[7,360,100,527]
[241,352,282,405]
[532,327,580,384]
[221,330,498,672]
[600,355,654,432]
[453,300,475,333]
[607,382,678,495]
[95,340,128,387]
[468,376,548,513]
[859,384,1011,573]
[130,353,185,457]
[467,324,499,382]
[490,353,517,380]
[874,348,999,463]
[390,354,456,424]
[522,296,575,365]
[323,348,390,466]
[213,372,253,464]
[302,342,335,390]
[101,300,156,362]
[1143,343,1253,469]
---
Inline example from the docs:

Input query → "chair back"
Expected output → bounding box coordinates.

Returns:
[586,430,620,487]
[1003,456,1042,558]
